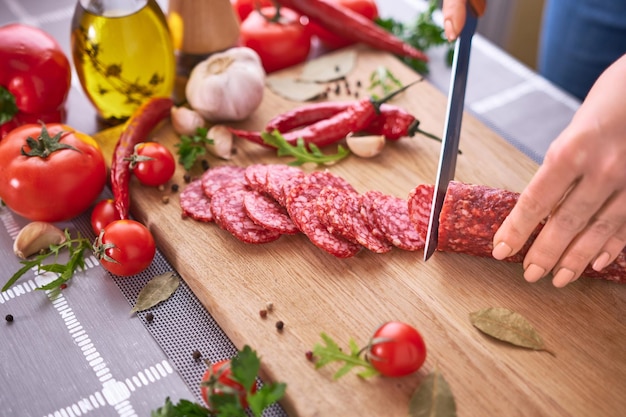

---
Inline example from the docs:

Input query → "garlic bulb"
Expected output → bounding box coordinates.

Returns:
[185,47,266,122]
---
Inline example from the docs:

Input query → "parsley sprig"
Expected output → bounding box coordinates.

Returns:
[152,345,286,417]
[175,127,214,171]
[376,0,452,74]
[2,229,92,293]
[261,130,350,166]
[312,332,379,379]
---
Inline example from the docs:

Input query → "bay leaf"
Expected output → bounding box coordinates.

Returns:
[131,272,180,314]
[469,307,550,352]
[409,368,457,417]
[265,77,327,102]
[299,49,357,82]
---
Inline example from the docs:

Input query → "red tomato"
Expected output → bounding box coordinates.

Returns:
[90,199,121,235]
[201,359,257,410]
[367,321,427,377]
[240,6,312,73]
[231,0,272,21]
[309,0,379,50]
[0,123,106,222]
[130,142,176,187]
[94,219,156,277]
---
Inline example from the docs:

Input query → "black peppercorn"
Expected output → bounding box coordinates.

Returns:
[5,314,14,323]
[275,320,284,331]
[146,312,154,322]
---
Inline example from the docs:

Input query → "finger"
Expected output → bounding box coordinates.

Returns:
[442,0,467,41]
[592,222,626,271]
[523,176,618,284]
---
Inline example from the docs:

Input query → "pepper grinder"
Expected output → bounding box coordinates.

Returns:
[167,0,240,101]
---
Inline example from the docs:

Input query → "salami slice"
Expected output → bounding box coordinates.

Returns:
[360,190,391,242]
[315,186,356,241]
[371,193,424,251]
[179,178,213,222]
[285,174,361,258]
[201,165,246,198]
[346,192,393,253]
[408,181,626,284]
[407,184,435,237]
[210,183,282,244]
[243,190,299,235]
[266,165,305,206]
[244,164,270,193]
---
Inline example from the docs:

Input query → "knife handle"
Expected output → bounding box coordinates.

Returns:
[469,0,487,17]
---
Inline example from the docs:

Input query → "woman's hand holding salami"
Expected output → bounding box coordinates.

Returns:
[442,0,626,287]
[492,55,626,287]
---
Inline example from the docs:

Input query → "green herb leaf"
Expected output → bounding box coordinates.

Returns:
[0,85,18,125]
[175,127,213,171]
[368,66,404,99]
[409,367,457,417]
[2,229,92,293]
[376,0,452,74]
[470,307,554,354]
[130,272,180,314]
[261,131,350,166]
[312,332,379,379]
[150,397,210,417]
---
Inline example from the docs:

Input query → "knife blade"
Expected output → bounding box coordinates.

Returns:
[423,3,482,261]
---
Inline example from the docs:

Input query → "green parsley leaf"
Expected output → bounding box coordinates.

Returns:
[261,131,350,166]
[175,127,214,171]
[150,397,210,417]
[312,332,379,379]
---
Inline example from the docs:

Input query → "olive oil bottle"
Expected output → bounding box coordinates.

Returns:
[71,0,175,125]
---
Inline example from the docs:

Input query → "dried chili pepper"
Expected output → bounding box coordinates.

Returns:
[233,82,419,149]
[111,97,173,219]
[265,101,439,141]
[276,0,428,62]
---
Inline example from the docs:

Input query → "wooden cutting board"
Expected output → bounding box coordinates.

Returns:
[109,47,626,417]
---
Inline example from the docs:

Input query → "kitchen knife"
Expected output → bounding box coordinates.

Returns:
[423,1,486,261]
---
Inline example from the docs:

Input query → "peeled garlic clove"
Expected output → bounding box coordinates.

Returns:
[171,106,205,136]
[206,125,234,160]
[13,221,66,259]
[346,133,385,158]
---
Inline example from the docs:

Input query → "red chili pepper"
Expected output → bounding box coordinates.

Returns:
[0,24,72,138]
[111,97,173,219]
[235,82,418,149]
[265,101,439,141]
[276,0,428,62]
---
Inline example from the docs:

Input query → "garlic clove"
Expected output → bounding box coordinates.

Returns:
[206,125,234,160]
[13,221,67,259]
[346,133,386,158]
[171,106,206,136]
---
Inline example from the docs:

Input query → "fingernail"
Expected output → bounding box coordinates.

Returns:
[524,264,546,282]
[492,242,513,260]
[592,252,611,271]
[444,19,457,42]
[553,268,576,288]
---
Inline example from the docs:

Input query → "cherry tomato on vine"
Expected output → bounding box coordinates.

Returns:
[239,6,312,73]
[230,0,272,21]
[201,359,257,410]
[366,321,426,377]
[90,199,121,235]
[130,142,176,187]
[309,0,379,50]
[0,123,106,222]
[94,219,155,277]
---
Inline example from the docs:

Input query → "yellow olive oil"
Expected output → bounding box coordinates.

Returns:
[71,0,175,124]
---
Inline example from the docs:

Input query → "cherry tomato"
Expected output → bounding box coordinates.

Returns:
[230,0,272,21]
[94,219,156,277]
[240,6,312,73]
[0,123,106,222]
[367,321,427,377]
[90,199,121,235]
[309,0,379,50]
[201,359,257,410]
[130,142,176,187]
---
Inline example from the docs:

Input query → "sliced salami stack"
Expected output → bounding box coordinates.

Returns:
[408,181,626,284]
[178,164,423,258]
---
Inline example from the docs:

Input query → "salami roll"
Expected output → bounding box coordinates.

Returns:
[210,183,282,244]
[408,181,626,284]
[179,178,214,222]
